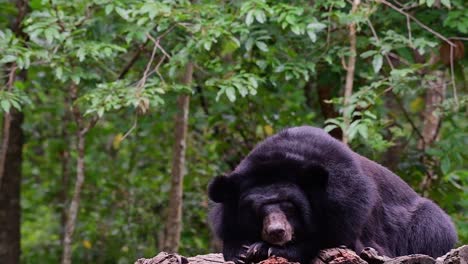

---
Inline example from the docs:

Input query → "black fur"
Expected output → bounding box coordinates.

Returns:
[208,126,457,263]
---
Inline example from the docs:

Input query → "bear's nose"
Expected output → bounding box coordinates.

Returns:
[268,227,286,239]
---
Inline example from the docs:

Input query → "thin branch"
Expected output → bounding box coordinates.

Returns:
[391,91,425,141]
[450,45,458,108]
[135,25,177,88]
[137,34,159,89]
[61,82,87,264]
[5,64,18,89]
[406,15,413,47]
[153,55,167,83]
[379,0,456,47]
[388,52,411,66]
[342,0,360,145]
[118,39,150,80]
[448,37,468,41]
[80,116,98,135]
[341,56,348,70]
[366,19,394,70]
[120,114,138,141]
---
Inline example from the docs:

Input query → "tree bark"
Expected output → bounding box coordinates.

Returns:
[314,74,343,140]
[61,83,87,264]
[418,70,446,196]
[342,0,360,145]
[162,62,193,252]
[59,95,72,246]
[0,109,24,264]
[0,1,28,263]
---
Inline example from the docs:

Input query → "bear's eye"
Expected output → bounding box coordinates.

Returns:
[280,201,296,213]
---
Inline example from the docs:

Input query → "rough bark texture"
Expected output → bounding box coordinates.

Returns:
[61,83,87,264]
[0,109,24,264]
[313,247,367,264]
[417,70,446,196]
[162,62,193,252]
[0,3,28,263]
[134,246,468,264]
[418,70,446,150]
[435,245,468,264]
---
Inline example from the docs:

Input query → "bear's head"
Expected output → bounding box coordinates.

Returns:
[208,159,329,246]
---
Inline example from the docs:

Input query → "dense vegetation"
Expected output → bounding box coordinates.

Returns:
[0,0,466,263]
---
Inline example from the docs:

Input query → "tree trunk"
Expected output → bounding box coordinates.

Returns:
[0,1,28,263]
[61,83,87,264]
[163,62,193,252]
[418,70,446,195]
[59,95,72,246]
[314,73,343,140]
[0,109,24,264]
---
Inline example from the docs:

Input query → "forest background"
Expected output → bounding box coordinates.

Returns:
[0,0,466,263]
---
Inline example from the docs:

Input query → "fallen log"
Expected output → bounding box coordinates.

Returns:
[135,245,467,264]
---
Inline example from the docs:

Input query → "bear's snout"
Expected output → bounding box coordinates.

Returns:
[262,211,293,246]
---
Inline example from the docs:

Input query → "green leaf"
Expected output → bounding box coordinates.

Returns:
[71,75,81,85]
[307,22,326,31]
[248,76,258,88]
[105,4,114,15]
[115,7,130,20]
[358,125,368,139]
[10,99,21,111]
[225,87,236,102]
[77,48,86,62]
[324,124,338,132]
[55,67,63,80]
[291,25,302,35]
[255,41,268,52]
[307,30,317,42]
[246,10,254,25]
[0,55,17,64]
[203,41,212,51]
[1,100,11,112]
[426,0,435,7]
[97,108,104,117]
[441,157,451,174]
[441,0,451,8]
[372,54,383,73]
[360,50,377,59]
[44,28,53,43]
[245,38,254,51]
[234,83,248,97]
[254,10,266,23]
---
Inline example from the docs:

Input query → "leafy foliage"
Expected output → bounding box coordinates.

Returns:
[0,0,466,263]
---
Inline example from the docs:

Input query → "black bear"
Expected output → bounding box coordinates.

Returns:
[208,126,457,264]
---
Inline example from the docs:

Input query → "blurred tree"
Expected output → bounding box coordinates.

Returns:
[0,0,28,263]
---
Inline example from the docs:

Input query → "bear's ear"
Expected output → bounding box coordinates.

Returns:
[208,175,237,203]
[298,163,329,190]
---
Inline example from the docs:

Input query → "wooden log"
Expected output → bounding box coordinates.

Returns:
[134,246,468,264]
[436,245,468,264]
